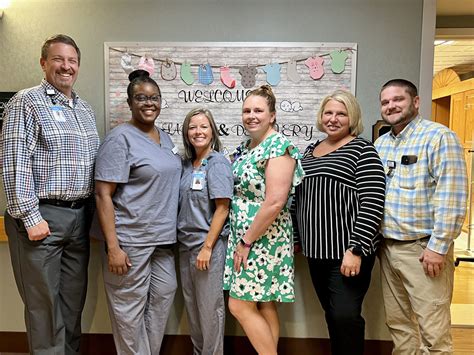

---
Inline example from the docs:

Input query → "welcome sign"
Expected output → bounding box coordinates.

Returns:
[105,42,357,152]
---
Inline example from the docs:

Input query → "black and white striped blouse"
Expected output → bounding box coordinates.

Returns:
[292,137,386,259]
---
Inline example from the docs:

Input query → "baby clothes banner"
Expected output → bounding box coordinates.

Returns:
[105,42,357,153]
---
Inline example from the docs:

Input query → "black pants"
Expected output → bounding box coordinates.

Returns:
[307,254,376,355]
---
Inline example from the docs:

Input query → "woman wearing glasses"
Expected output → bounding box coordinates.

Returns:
[95,69,182,355]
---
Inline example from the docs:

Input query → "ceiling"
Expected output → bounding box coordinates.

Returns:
[437,0,474,16]
[434,0,474,78]
[434,39,474,76]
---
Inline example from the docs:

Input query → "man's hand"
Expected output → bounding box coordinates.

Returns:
[419,248,446,277]
[26,220,50,241]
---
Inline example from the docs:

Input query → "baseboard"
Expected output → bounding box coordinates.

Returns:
[451,303,474,328]
[0,332,29,353]
[0,332,393,354]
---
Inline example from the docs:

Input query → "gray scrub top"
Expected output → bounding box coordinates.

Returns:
[95,123,182,246]
[177,151,233,250]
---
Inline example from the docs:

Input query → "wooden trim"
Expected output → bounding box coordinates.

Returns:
[372,120,391,142]
[432,78,474,100]
[436,28,474,38]
[0,332,393,354]
[0,332,28,353]
[0,216,6,242]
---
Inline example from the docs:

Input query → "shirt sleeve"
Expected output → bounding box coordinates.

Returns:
[289,196,300,244]
[427,131,468,254]
[207,158,234,200]
[94,134,130,183]
[1,94,43,228]
[256,135,304,189]
[291,142,314,245]
[351,143,386,255]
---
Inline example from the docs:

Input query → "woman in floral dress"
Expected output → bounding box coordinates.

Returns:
[223,85,304,355]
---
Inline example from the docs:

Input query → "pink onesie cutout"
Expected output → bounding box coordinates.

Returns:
[220,66,236,88]
[305,56,324,80]
[138,56,155,76]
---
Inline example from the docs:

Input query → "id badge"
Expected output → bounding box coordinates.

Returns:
[191,170,206,190]
[51,105,66,122]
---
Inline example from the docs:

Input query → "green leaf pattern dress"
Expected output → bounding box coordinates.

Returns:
[223,133,304,302]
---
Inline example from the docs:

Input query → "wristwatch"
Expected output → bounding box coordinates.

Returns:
[349,246,363,256]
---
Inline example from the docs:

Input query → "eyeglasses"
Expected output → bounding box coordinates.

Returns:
[133,94,162,104]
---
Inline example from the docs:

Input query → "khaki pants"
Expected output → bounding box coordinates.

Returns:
[380,238,454,355]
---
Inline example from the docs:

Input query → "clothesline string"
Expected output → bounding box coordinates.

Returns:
[110,46,356,70]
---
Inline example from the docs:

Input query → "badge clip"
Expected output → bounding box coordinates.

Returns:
[387,160,396,177]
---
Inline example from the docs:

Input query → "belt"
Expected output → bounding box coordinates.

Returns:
[386,235,431,243]
[39,198,89,209]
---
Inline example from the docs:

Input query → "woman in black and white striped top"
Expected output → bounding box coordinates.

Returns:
[292,90,385,355]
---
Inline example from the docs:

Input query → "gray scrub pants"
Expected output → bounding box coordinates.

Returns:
[102,245,177,355]
[179,238,226,355]
[5,204,90,355]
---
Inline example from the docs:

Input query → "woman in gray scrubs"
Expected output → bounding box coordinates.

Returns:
[95,70,182,355]
[177,108,233,355]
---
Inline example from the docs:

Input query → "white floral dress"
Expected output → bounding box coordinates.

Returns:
[223,133,304,302]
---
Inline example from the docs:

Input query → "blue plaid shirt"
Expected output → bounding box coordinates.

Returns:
[1,80,100,228]
[374,116,467,254]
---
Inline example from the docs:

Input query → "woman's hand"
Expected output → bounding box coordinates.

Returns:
[107,246,132,275]
[233,243,250,272]
[294,242,302,254]
[196,245,212,271]
[96,181,131,275]
[340,249,361,277]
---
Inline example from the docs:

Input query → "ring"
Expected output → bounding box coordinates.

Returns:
[351,271,356,276]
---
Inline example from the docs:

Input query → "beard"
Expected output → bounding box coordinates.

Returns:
[381,102,418,129]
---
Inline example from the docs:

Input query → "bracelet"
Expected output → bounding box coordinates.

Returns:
[348,246,363,256]
[240,238,252,248]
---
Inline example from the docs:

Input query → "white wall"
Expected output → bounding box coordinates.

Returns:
[0,241,389,339]
[0,0,424,138]
[0,0,425,340]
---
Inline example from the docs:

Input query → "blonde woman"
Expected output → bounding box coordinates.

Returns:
[292,90,385,355]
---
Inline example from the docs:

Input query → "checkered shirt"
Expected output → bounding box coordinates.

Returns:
[374,116,468,254]
[1,79,100,228]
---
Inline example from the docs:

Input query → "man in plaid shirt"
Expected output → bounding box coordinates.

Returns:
[374,79,467,354]
[2,34,99,354]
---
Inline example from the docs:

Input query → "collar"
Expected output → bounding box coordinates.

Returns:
[41,79,78,106]
[389,115,422,141]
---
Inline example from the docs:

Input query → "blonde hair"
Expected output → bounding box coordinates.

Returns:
[316,90,364,136]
